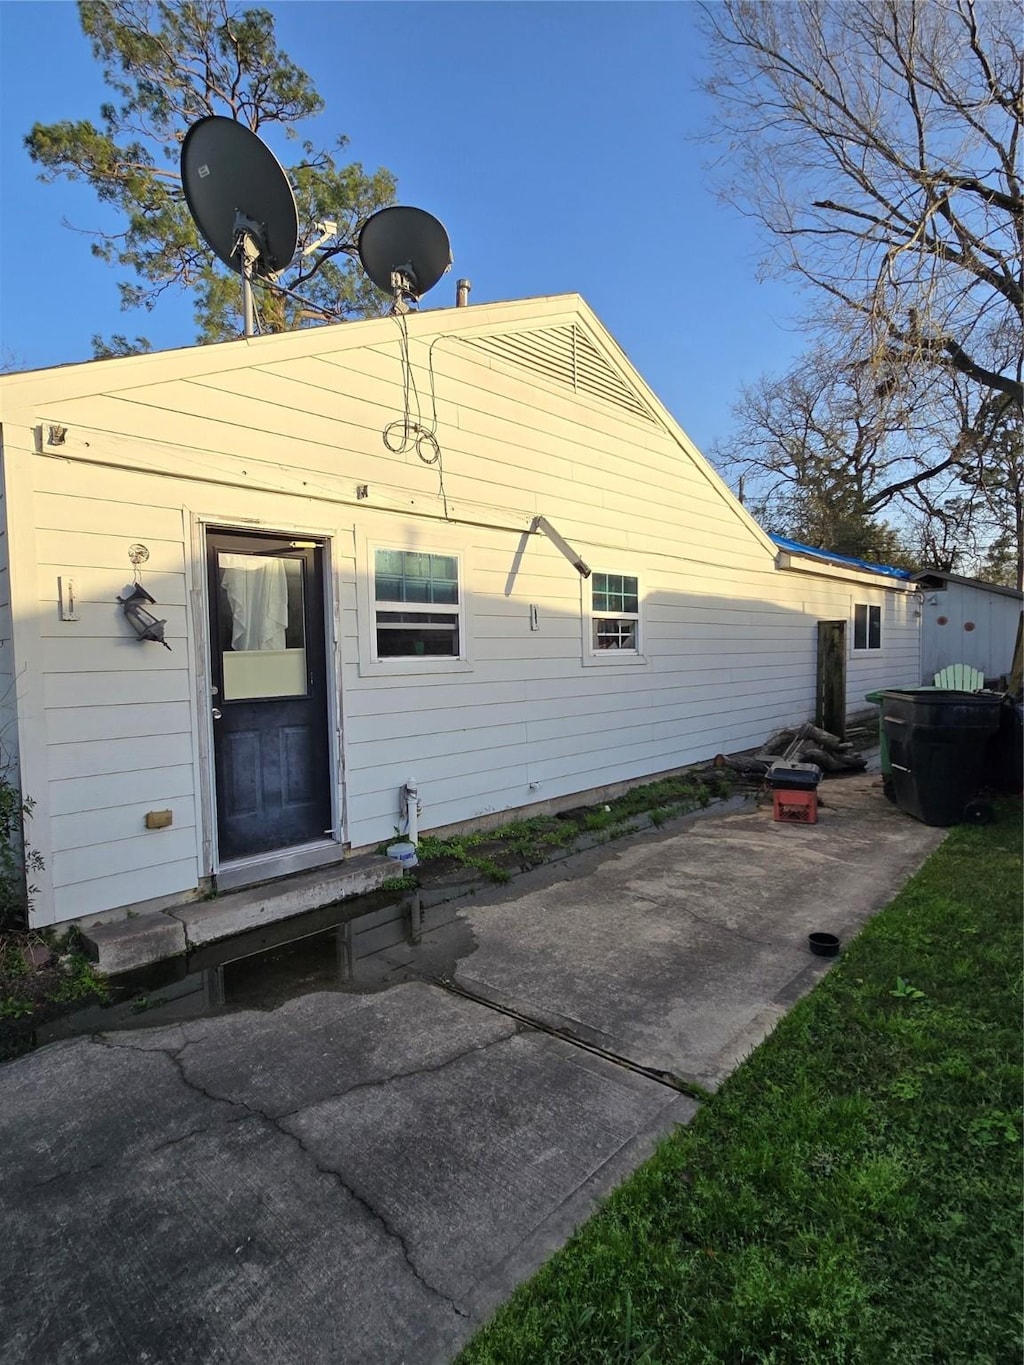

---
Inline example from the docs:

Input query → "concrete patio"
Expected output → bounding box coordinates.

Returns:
[0,773,944,1365]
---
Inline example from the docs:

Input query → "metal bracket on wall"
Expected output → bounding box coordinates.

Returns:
[532,516,591,578]
[57,576,78,621]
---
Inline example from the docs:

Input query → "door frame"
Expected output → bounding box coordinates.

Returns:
[189,511,346,884]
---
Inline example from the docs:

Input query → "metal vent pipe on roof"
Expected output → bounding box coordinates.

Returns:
[456,278,472,307]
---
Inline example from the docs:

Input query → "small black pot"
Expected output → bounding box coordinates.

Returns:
[808,931,840,957]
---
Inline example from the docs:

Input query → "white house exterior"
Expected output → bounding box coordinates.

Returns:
[913,569,1023,684]
[0,294,920,933]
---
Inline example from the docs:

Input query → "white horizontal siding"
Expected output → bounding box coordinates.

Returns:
[44,669,192,709]
[45,701,192,745]
[1,296,923,920]
[0,446,14,764]
[49,763,196,818]
[52,797,196,852]
[53,826,198,888]
[53,859,199,921]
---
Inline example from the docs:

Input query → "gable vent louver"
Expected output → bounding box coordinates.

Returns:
[464,324,657,423]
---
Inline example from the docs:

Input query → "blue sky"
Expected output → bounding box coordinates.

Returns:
[0,1,808,455]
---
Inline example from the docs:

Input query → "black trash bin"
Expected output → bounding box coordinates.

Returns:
[989,698,1023,795]
[880,689,1004,826]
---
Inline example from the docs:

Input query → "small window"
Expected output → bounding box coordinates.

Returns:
[217,552,308,699]
[374,549,460,658]
[592,572,639,652]
[853,603,881,651]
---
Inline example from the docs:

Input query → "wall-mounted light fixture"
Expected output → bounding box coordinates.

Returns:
[117,584,171,650]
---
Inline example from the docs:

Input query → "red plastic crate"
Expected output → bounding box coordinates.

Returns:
[773,788,818,824]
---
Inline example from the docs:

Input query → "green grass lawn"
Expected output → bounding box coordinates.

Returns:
[458,804,1023,1365]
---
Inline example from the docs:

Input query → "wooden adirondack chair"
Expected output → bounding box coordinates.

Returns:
[933,663,985,691]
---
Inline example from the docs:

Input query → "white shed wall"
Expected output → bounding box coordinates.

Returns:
[0,297,919,927]
[920,579,1023,682]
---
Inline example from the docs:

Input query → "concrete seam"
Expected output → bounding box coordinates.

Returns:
[423,976,714,1102]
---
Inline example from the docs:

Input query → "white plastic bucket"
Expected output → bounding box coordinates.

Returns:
[386,841,418,869]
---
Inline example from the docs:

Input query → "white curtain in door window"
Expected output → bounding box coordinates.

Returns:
[220,554,289,650]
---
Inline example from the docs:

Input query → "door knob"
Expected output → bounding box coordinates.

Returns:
[211,707,222,720]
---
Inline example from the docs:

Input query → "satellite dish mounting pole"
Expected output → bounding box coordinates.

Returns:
[242,257,255,337]
[233,214,264,338]
[390,266,418,314]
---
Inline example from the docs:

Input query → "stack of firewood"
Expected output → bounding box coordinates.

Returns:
[712,722,869,779]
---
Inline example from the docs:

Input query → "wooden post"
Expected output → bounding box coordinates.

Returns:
[817,620,847,739]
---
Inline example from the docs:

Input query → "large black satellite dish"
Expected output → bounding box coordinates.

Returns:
[358,206,452,303]
[181,115,298,277]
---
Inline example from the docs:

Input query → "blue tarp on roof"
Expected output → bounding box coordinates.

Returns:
[770,534,913,581]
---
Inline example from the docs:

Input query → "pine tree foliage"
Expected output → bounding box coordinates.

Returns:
[26,1,397,352]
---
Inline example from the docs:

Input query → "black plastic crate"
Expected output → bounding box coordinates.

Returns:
[767,761,823,791]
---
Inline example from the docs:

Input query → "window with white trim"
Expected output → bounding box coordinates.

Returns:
[591,572,640,652]
[853,602,881,651]
[374,549,460,659]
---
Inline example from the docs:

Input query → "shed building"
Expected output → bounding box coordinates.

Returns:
[913,569,1023,685]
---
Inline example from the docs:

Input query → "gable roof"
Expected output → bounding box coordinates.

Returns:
[912,569,1023,601]
[0,292,780,560]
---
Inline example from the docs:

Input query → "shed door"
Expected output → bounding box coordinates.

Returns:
[816,620,847,739]
[207,530,331,861]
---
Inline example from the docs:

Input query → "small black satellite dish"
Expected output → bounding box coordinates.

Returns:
[358,206,452,302]
[180,116,298,278]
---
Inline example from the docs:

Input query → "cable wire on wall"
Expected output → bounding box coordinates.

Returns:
[383,312,450,517]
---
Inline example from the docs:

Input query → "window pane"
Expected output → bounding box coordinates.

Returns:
[593,573,638,614]
[375,575,402,601]
[375,549,404,576]
[218,553,307,699]
[593,617,638,651]
[868,605,881,650]
[374,548,459,605]
[431,580,458,605]
[853,604,867,650]
[376,611,459,658]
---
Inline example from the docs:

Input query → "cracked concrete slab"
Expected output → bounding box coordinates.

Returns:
[0,1034,240,1195]
[282,1028,689,1309]
[0,980,691,1365]
[0,771,943,1364]
[3,1116,456,1365]
[107,981,518,1118]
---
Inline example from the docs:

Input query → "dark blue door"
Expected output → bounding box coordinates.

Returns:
[207,530,331,861]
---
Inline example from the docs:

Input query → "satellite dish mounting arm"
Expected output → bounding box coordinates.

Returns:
[232,212,268,338]
[532,516,591,577]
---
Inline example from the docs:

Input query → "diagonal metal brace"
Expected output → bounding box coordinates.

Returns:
[531,516,591,578]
